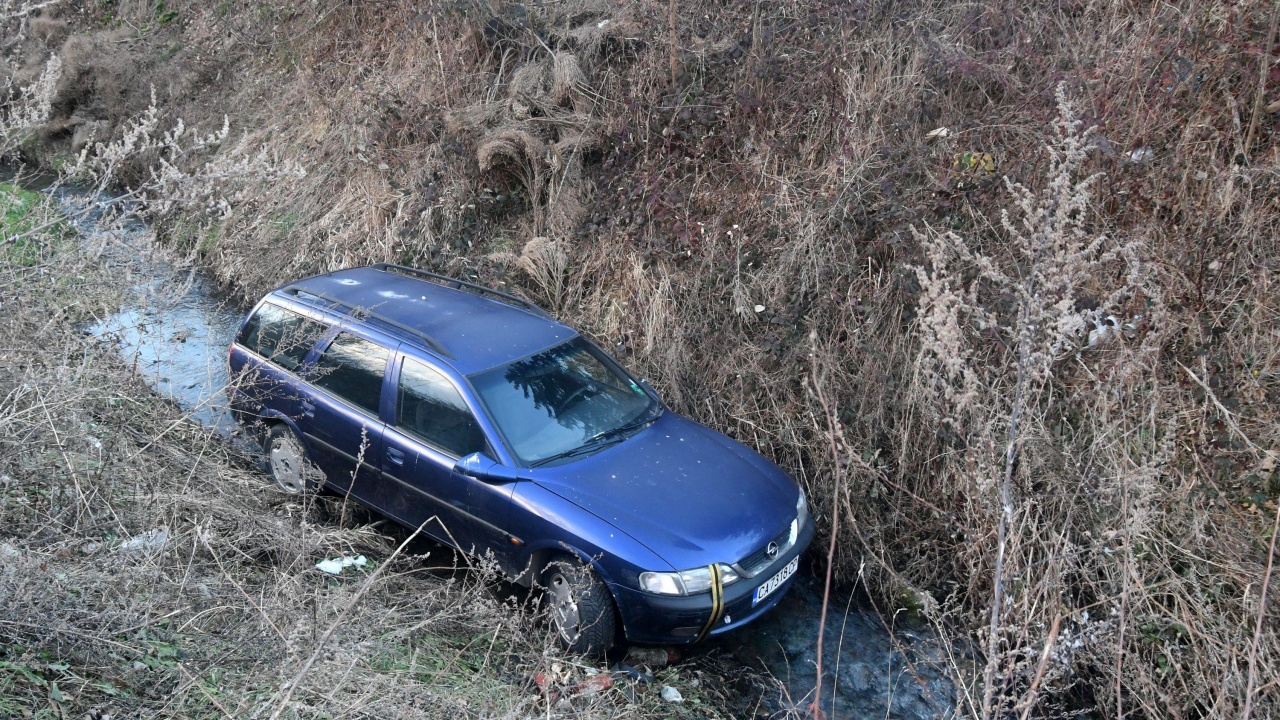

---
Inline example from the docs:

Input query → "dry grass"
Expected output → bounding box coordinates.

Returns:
[8,0,1280,715]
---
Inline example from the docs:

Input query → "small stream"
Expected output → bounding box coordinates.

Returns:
[47,183,956,719]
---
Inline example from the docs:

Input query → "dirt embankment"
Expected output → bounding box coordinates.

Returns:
[6,0,1280,716]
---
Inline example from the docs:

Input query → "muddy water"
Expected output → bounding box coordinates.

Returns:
[703,574,956,718]
[56,186,955,719]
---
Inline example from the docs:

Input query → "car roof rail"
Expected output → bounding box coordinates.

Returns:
[371,263,553,320]
[279,285,455,358]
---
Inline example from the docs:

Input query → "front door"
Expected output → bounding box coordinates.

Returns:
[377,354,516,566]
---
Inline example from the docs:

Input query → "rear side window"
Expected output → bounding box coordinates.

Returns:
[311,333,388,415]
[238,303,326,371]
[396,358,486,458]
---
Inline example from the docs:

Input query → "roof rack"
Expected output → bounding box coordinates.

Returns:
[280,285,454,358]
[371,263,553,320]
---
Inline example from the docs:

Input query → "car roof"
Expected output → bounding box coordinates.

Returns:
[273,265,577,375]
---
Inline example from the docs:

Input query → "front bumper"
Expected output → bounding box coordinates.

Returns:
[613,517,816,645]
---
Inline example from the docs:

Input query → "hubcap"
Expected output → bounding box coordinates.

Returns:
[269,436,306,494]
[548,572,581,645]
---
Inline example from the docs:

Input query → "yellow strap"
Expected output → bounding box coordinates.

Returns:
[695,564,723,642]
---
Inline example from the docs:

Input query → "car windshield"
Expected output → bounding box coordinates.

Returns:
[469,337,659,466]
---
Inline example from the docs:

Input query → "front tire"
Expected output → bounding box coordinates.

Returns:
[264,424,321,494]
[540,557,618,655]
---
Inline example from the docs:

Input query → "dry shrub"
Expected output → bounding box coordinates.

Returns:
[512,236,570,310]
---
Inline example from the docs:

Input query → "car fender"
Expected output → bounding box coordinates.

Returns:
[257,409,309,449]
[507,481,672,590]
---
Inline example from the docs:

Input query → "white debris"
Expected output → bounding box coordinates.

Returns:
[661,686,684,703]
[1127,147,1154,164]
[753,305,765,313]
[316,555,368,575]
[1086,316,1120,349]
[120,528,168,557]
[925,126,950,139]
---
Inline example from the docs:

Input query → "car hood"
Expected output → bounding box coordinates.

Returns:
[526,412,798,571]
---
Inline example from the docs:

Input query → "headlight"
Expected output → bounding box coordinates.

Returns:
[787,487,809,545]
[639,564,741,595]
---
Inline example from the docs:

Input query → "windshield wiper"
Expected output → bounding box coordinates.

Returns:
[530,406,662,468]
[530,436,621,467]
[583,408,660,445]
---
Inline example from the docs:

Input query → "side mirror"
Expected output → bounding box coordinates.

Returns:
[454,452,520,483]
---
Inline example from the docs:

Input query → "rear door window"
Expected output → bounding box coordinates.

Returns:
[396,357,487,458]
[311,333,389,415]
[238,303,326,371]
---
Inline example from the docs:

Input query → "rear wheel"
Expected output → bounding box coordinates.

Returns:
[264,424,321,494]
[540,557,618,655]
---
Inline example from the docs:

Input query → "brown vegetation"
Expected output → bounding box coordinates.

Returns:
[4,0,1280,716]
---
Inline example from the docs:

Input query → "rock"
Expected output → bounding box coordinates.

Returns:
[841,661,871,693]
[71,119,110,153]
[661,686,683,703]
[623,647,670,669]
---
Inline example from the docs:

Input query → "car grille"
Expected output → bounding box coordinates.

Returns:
[736,521,797,578]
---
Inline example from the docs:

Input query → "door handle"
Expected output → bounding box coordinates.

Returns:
[300,400,315,418]
[387,447,405,465]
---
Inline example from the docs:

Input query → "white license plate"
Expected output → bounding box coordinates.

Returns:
[752,556,798,606]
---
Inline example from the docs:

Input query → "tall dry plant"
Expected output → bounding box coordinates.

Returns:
[905,81,1278,717]
[0,54,60,160]
[65,89,305,222]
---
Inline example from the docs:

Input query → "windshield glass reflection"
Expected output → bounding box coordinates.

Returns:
[470,337,656,465]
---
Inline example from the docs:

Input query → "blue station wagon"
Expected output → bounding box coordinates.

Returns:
[228,264,813,652]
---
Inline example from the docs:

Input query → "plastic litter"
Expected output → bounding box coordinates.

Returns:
[1127,147,1154,164]
[315,555,368,575]
[120,528,168,557]
[661,685,684,703]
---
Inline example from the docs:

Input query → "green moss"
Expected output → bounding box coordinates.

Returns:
[198,225,222,255]
[0,183,72,266]
[154,1,178,25]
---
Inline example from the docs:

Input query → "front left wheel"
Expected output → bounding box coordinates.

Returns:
[540,557,619,655]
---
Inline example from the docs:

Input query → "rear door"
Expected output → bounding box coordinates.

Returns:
[297,331,394,502]
[378,353,516,564]
[228,301,329,425]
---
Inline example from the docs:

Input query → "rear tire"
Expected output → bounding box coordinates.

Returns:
[264,424,322,494]
[540,557,618,655]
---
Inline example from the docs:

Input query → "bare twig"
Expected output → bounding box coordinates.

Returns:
[1242,498,1280,720]
[1243,0,1280,158]
[1015,615,1062,720]
[1180,363,1260,453]
[806,344,844,720]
